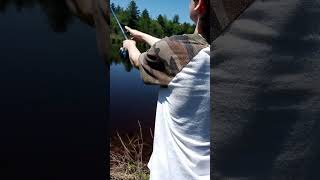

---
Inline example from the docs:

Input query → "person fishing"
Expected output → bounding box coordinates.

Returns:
[122,0,210,179]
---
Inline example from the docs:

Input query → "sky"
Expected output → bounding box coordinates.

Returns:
[110,0,193,24]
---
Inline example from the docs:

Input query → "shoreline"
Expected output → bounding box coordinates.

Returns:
[110,122,153,180]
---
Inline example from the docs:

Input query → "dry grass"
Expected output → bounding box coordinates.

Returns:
[110,121,153,180]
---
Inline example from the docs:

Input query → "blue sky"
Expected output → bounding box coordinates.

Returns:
[111,0,193,24]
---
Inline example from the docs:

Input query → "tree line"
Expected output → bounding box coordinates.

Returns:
[110,1,195,42]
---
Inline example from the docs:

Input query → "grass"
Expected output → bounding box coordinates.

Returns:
[110,121,153,180]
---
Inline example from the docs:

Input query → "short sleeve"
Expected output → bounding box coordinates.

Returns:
[138,35,209,86]
[138,40,173,86]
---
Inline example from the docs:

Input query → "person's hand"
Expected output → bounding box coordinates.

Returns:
[125,26,145,42]
[122,39,140,67]
[122,39,136,50]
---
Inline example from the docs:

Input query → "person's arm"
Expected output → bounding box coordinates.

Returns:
[123,38,172,86]
[125,26,161,47]
[123,35,209,86]
[140,33,161,47]
[123,40,141,67]
[124,37,175,86]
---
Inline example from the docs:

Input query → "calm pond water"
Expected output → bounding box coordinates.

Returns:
[0,0,157,178]
[110,44,158,135]
[0,1,108,179]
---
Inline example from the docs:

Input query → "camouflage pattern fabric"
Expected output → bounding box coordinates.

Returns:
[211,0,254,40]
[138,33,209,86]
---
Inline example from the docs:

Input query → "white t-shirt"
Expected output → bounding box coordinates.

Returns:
[148,46,210,180]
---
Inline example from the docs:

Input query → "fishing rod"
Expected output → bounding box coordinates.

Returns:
[110,6,128,59]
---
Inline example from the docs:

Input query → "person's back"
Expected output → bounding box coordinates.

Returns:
[212,0,320,179]
[141,34,210,179]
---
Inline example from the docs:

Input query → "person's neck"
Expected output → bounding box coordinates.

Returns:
[194,17,203,35]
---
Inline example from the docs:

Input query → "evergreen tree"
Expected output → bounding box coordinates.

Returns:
[157,14,165,28]
[115,5,122,13]
[150,21,164,37]
[110,3,115,12]
[126,0,140,29]
[173,14,179,24]
[141,9,150,20]
[138,9,151,33]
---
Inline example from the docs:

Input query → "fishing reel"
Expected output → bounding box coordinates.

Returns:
[119,47,128,60]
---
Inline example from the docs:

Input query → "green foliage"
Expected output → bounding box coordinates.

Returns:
[138,9,151,33]
[157,15,166,28]
[173,14,180,24]
[111,1,194,39]
[126,0,140,29]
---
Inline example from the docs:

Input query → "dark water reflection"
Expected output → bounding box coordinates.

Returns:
[110,43,158,134]
[110,65,158,135]
[0,0,109,179]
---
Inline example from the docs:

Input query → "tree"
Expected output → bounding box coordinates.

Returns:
[141,9,150,20]
[157,14,165,27]
[138,9,151,33]
[173,14,179,24]
[110,3,116,12]
[126,0,140,29]
[115,5,122,13]
[150,21,164,38]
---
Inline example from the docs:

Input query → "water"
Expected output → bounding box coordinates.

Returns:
[0,1,108,179]
[110,44,158,135]
[0,1,158,178]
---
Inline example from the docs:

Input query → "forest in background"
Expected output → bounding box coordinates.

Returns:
[111,1,195,40]
[110,1,195,69]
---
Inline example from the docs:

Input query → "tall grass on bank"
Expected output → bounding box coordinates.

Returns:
[110,121,153,180]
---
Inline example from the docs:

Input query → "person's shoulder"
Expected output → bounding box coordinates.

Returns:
[152,34,208,53]
[167,34,209,46]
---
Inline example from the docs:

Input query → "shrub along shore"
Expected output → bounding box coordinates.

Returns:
[110,121,153,180]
